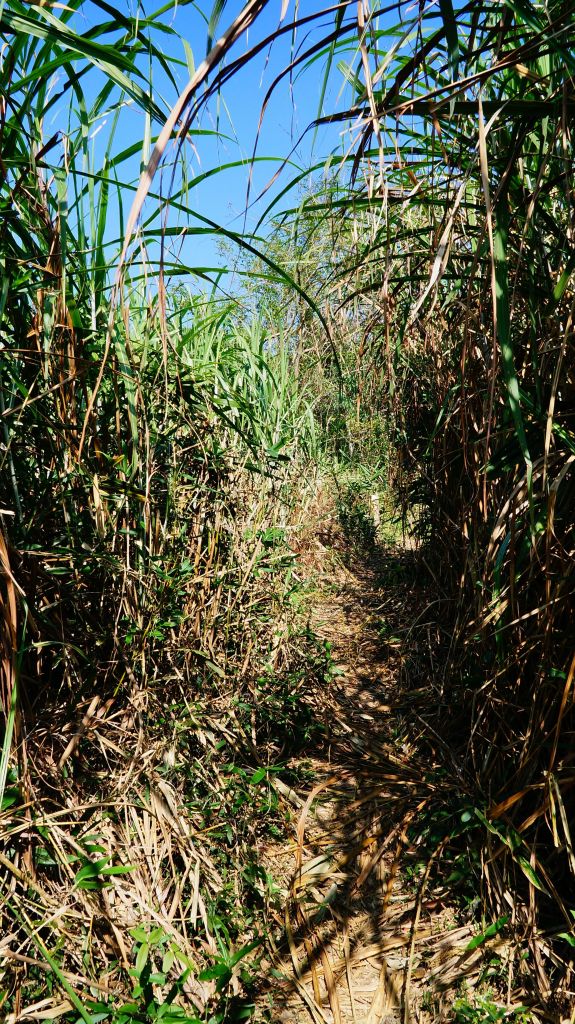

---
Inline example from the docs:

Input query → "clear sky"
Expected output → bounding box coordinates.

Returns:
[41,1,424,293]
[56,0,365,287]
[147,0,364,278]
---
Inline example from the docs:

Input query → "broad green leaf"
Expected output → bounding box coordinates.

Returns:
[465,915,509,951]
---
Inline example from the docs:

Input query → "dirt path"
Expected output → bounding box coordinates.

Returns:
[261,527,489,1024]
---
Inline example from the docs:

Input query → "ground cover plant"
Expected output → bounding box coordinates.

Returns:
[2,0,575,1020]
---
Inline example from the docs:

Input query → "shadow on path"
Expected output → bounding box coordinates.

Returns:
[260,525,488,1024]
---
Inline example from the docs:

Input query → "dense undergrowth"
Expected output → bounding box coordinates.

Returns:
[0,266,332,1019]
[2,0,575,1020]
[240,2,575,1012]
[0,18,329,1012]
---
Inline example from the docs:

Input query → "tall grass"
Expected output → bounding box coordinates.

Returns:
[165,0,575,1007]
[273,0,575,1006]
[0,3,324,1018]
[3,0,575,1014]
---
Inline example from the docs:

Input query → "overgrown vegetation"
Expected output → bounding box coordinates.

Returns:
[1,0,575,1020]
[0,8,327,1018]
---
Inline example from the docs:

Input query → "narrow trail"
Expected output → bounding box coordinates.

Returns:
[261,520,491,1024]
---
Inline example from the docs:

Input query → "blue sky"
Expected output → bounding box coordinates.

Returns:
[57,0,364,283]
[40,0,425,290]
[147,0,363,275]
